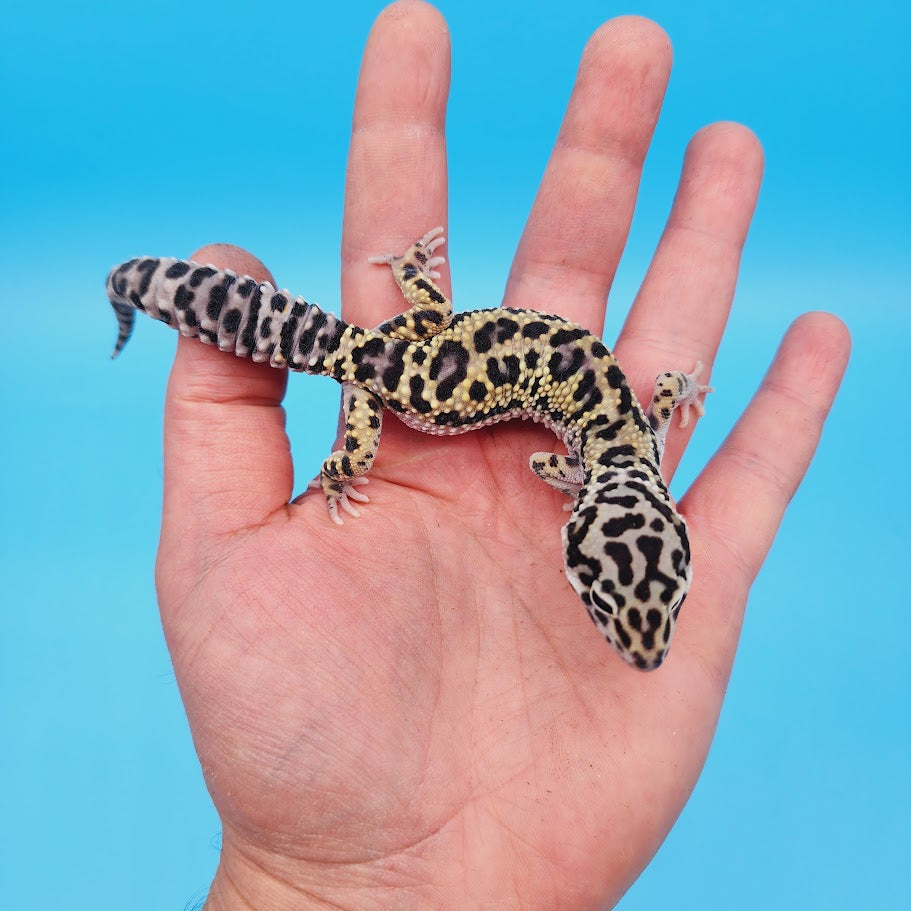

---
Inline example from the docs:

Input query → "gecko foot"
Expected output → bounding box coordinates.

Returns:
[676,361,714,428]
[304,476,370,526]
[368,226,447,279]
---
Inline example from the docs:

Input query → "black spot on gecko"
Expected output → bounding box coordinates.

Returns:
[521,321,549,339]
[617,384,633,414]
[189,266,217,288]
[548,349,585,383]
[136,259,158,296]
[174,284,195,311]
[601,512,645,539]
[487,355,520,387]
[413,279,446,304]
[354,363,376,382]
[382,358,406,393]
[435,376,461,402]
[593,419,626,441]
[598,445,635,466]
[469,380,487,402]
[270,293,287,312]
[414,309,445,326]
[550,327,587,347]
[222,308,242,334]
[473,321,497,353]
[573,370,596,400]
[207,281,231,320]
[602,541,635,586]
[297,310,328,360]
[591,605,610,625]
[279,311,300,361]
[574,386,603,415]
[634,536,677,604]
[325,320,347,355]
[409,375,432,413]
[240,285,264,353]
[236,279,256,299]
[613,618,632,650]
[165,261,192,279]
[352,337,386,362]
[594,492,639,509]
[495,317,520,342]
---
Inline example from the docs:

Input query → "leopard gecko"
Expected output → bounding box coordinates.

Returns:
[106,228,711,669]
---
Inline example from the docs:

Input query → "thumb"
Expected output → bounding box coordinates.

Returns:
[159,244,293,568]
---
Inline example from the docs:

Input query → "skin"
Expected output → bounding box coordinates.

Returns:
[156,3,850,909]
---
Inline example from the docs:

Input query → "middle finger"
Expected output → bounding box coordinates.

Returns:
[502,16,673,333]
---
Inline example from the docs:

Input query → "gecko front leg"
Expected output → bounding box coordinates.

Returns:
[530,451,585,507]
[369,227,453,341]
[648,361,713,463]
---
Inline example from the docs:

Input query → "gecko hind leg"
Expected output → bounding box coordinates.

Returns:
[309,383,384,525]
[369,227,453,341]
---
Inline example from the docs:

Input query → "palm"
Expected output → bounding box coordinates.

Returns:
[156,6,849,909]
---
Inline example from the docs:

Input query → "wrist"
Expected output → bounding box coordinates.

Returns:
[201,838,427,911]
[204,862,325,911]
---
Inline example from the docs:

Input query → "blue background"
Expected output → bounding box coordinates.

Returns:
[1,1,908,907]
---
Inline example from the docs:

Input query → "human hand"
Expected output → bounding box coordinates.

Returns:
[155,3,849,908]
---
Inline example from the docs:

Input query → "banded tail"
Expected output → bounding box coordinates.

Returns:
[106,257,349,373]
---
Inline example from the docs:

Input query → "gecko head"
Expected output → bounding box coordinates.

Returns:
[561,467,692,670]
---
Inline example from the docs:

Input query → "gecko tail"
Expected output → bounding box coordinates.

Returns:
[106,258,140,358]
[110,299,136,358]
[104,256,349,374]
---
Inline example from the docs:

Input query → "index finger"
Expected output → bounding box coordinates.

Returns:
[341,1,451,329]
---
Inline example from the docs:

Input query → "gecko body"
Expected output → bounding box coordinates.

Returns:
[107,229,710,669]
